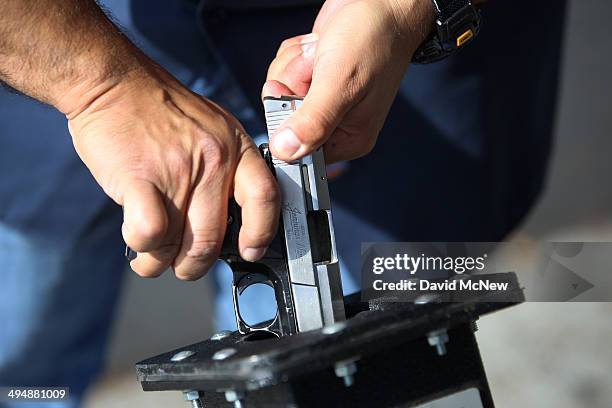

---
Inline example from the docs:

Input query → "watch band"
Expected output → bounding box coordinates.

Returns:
[433,0,471,21]
[412,0,481,64]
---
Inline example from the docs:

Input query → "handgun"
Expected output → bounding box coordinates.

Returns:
[220,96,345,338]
[135,97,523,408]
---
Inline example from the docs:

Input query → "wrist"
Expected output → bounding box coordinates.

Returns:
[387,0,436,52]
[56,46,157,119]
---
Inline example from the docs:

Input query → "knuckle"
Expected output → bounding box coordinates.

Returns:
[134,219,166,244]
[164,148,192,179]
[278,38,294,53]
[186,237,221,261]
[280,38,293,47]
[299,107,333,144]
[174,237,220,281]
[246,177,280,205]
[197,136,230,175]
[267,58,281,79]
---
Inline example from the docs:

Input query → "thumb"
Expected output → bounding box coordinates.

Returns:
[261,80,294,100]
[121,179,168,252]
[269,70,353,161]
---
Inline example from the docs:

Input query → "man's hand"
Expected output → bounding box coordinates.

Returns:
[264,0,434,163]
[69,67,280,280]
[0,0,279,280]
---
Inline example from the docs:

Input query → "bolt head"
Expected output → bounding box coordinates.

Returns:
[210,330,232,341]
[334,360,358,388]
[225,390,245,402]
[334,360,358,377]
[427,329,449,345]
[183,390,201,401]
[171,350,195,362]
[213,348,237,360]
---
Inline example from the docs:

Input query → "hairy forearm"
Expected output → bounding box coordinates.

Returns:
[0,0,147,116]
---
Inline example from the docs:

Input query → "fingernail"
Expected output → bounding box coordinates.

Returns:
[262,81,280,98]
[301,41,316,58]
[243,246,268,261]
[272,128,301,158]
[299,33,319,44]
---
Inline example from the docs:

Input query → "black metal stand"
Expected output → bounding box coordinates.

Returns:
[136,273,522,407]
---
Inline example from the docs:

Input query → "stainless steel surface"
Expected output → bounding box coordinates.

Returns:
[274,161,318,286]
[290,283,324,331]
[230,96,346,335]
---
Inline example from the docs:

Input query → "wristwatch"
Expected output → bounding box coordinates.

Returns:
[412,0,482,64]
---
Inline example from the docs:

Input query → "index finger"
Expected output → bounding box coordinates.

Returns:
[233,145,280,261]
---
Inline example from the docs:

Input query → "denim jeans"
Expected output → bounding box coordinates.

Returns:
[0,205,124,407]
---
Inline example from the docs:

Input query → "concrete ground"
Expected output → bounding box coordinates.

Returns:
[84,1,612,407]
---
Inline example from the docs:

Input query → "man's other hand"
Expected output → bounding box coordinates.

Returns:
[264,0,434,163]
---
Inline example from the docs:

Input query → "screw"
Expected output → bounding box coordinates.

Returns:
[183,390,204,408]
[427,329,449,356]
[171,350,195,362]
[212,348,237,361]
[334,359,358,387]
[210,330,232,341]
[225,390,246,408]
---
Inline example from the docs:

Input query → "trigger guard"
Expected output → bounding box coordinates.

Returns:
[231,271,282,336]
[235,272,274,295]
